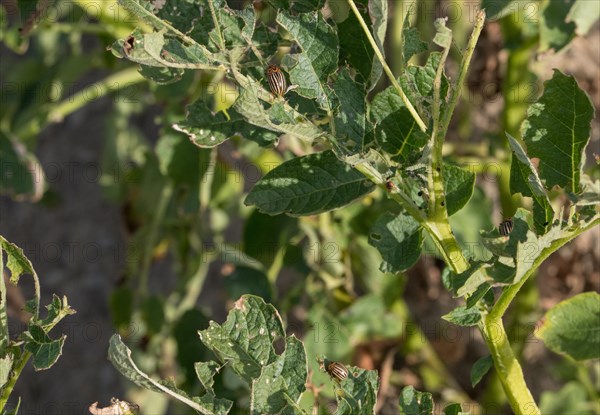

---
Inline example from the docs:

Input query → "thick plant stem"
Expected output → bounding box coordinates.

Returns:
[481,216,599,413]
[346,0,427,132]
[480,318,540,415]
[353,162,468,273]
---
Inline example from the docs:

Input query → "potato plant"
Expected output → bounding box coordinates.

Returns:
[1,0,598,414]
[103,0,599,414]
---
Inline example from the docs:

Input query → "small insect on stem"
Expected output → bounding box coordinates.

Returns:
[499,217,513,236]
[385,180,396,192]
[266,64,287,97]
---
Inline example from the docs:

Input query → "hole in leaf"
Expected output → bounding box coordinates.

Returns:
[273,337,285,355]
[370,233,381,241]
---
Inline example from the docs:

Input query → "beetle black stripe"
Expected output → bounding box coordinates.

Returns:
[327,362,348,381]
[499,219,513,236]
[266,65,287,96]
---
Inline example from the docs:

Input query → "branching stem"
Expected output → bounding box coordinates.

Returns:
[346,0,427,132]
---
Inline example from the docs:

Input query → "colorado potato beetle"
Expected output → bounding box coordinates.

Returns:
[324,360,348,383]
[499,217,513,236]
[266,64,287,97]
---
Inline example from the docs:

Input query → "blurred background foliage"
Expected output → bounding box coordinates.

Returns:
[0,0,598,413]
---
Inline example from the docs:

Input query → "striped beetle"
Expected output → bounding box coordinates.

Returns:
[265,64,287,97]
[319,357,348,383]
[499,217,513,236]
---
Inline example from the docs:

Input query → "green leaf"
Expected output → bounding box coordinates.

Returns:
[433,17,452,49]
[370,81,429,164]
[230,83,326,143]
[0,235,35,284]
[224,266,272,303]
[194,361,220,393]
[539,0,576,52]
[198,295,287,381]
[250,336,307,413]
[333,365,379,415]
[570,175,600,206]
[291,0,326,13]
[368,0,388,90]
[442,306,482,327]
[0,353,13,388]
[398,386,433,415]
[521,70,594,193]
[536,292,600,361]
[466,283,492,309]
[448,187,494,263]
[444,262,488,298]
[23,325,65,370]
[244,210,298,268]
[508,210,599,286]
[245,151,375,216]
[338,3,375,89]
[173,98,278,148]
[277,11,339,110]
[0,132,41,201]
[141,296,165,336]
[109,334,233,414]
[339,295,404,342]
[368,212,423,273]
[110,287,134,329]
[197,2,247,51]
[566,0,600,36]
[470,355,493,387]
[443,403,469,415]
[540,382,593,415]
[39,295,75,330]
[174,309,210,387]
[443,164,475,216]
[332,67,368,152]
[507,133,553,234]
[153,0,208,35]
[399,52,449,127]
[402,27,428,64]
[136,30,212,68]
[137,64,183,84]
[156,131,208,186]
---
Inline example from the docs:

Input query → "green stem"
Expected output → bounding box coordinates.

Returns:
[480,318,540,415]
[45,67,144,125]
[139,182,174,299]
[208,0,226,50]
[200,148,217,213]
[353,162,467,273]
[0,350,30,411]
[482,216,600,414]
[346,0,427,132]
[490,216,600,322]
[40,22,114,34]
[576,362,600,413]
[169,251,216,322]
[440,9,485,135]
